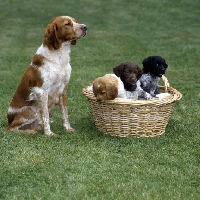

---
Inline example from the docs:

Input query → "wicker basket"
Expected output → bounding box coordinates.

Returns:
[82,76,182,137]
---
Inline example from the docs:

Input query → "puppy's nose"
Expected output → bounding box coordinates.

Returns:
[161,67,165,73]
[97,99,101,102]
[130,77,137,82]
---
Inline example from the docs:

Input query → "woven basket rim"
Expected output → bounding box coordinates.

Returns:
[82,75,182,105]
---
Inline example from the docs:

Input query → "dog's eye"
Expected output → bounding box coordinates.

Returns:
[101,91,106,95]
[65,22,70,26]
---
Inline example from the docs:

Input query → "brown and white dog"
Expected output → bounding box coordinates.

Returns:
[92,74,127,101]
[6,16,87,135]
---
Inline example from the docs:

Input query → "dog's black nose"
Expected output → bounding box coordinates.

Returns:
[161,68,166,73]
[96,98,101,102]
[82,25,87,31]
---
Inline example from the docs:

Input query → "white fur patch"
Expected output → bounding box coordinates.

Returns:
[105,74,127,99]
[8,106,37,114]
[156,93,170,99]
[8,106,28,114]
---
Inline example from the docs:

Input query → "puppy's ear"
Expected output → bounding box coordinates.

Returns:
[136,66,143,79]
[92,79,100,96]
[113,63,124,77]
[106,84,118,100]
[142,57,154,73]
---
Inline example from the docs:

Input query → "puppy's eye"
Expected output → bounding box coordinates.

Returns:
[101,91,106,95]
[65,22,70,26]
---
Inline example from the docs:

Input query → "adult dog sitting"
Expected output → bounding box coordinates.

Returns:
[140,56,168,97]
[6,16,87,135]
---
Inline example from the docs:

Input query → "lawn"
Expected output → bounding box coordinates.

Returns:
[0,0,199,199]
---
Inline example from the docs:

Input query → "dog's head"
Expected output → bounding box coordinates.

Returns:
[142,56,168,77]
[113,62,142,91]
[44,16,87,50]
[92,76,118,101]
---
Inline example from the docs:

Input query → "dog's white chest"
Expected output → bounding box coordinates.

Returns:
[38,44,71,93]
[41,62,71,93]
[29,44,72,102]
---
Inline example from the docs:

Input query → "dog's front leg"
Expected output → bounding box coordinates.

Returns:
[149,82,158,97]
[59,91,76,133]
[39,93,55,135]
[155,86,160,94]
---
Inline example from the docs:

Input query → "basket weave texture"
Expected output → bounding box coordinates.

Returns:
[82,76,182,137]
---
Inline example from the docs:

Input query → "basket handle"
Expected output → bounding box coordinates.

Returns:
[161,75,170,92]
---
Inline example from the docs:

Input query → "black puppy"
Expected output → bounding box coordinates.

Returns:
[140,56,168,97]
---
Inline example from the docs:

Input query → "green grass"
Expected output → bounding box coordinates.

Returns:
[0,0,200,199]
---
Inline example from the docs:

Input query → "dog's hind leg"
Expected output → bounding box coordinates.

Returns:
[6,108,39,134]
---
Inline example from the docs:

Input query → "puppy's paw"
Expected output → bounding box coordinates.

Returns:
[150,93,157,98]
[156,93,170,99]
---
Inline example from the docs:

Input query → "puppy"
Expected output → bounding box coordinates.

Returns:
[113,62,152,100]
[92,74,127,101]
[6,16,87,135]
[140,56,168,97]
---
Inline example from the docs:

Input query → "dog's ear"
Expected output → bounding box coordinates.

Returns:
[142,57,154,73]
[106,84,118,100]
[113,63,124,77]
[136,66,143,79]
[44,23,62,50]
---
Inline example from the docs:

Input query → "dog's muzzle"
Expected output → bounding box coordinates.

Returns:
[81,25,87,37]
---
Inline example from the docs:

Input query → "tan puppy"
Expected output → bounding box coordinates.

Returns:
[92,74,127,101]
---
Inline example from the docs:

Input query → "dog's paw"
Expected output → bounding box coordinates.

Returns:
[63,124,76,133]
[66,127,76,133]
[150,93,157,98]
[156,93,170,99]
[26,130,38,134]
[45,131,56,136]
